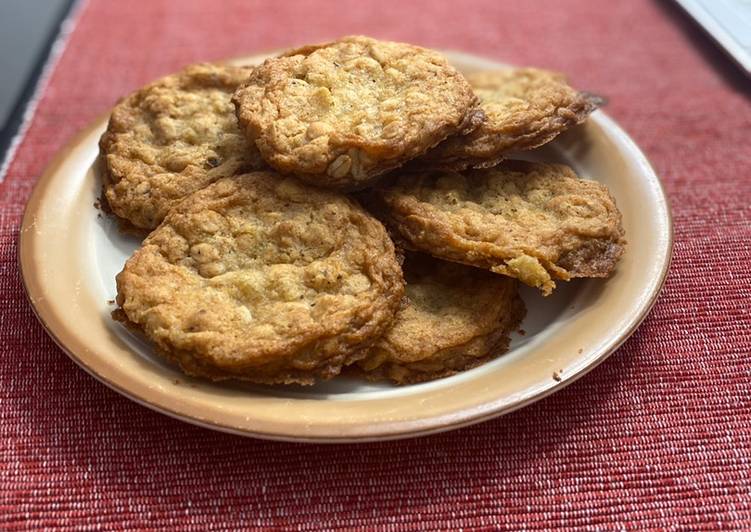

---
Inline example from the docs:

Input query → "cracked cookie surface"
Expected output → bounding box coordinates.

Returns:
[114,172,404,384]
[100,63,264,230]
[357,253,525,384]
[371,161,625,295]
[233,35,482,189]
[419,68,600,169]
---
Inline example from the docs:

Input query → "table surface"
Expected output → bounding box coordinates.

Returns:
[1,0,750,528]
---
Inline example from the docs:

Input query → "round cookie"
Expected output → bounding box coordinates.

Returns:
[232,35,482,190]
[100,63,264,230]
[114,172,404,385]
[371,161,625,295]
[419,68,601,169]
[357,254,525,385]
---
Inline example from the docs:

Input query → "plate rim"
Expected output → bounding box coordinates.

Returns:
[17,52,674,443]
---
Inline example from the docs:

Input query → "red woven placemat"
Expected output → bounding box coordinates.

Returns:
[1,0,750,528]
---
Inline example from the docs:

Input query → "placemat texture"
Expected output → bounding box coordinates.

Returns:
[1,0,749,528]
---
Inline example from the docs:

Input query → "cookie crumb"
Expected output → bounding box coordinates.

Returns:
[106,299,115,305]
[553,371,562,382]
[518,328,526,336]
[578,348,583,354]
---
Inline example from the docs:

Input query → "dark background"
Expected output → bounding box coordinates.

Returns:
[0,0,73,155]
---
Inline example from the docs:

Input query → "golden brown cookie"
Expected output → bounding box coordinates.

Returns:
[419,68,601,169]
[357,253,525,384]
[114,172,404,385]
[100,63,264,230]
[232,35,482,190]
[371,161,625,295]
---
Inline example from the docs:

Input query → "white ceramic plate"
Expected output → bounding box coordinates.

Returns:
[19,51,672,442]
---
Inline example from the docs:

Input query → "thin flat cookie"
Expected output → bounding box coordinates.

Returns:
[114,172,404,385]
[357,253,525,384]
[371,161,625,295]
[233,35,482,190]
[100,63,264,230]
[418,68,601,169]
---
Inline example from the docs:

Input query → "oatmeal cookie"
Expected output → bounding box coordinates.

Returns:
[357,253,525,384]
[232,35,482,189]
[371,161,625,295]
[419,68,601,169]
[114,172,404,384]
[100,63,264,230]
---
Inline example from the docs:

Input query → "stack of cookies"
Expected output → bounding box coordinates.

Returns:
[102,36,625,386]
